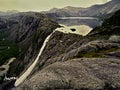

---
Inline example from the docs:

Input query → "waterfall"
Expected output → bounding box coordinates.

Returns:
[14,30,56,87]
[14,24,92,87]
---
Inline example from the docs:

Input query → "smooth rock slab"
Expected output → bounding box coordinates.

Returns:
[14,58,120,90]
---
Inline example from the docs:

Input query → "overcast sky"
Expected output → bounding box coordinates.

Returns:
[0,0,111,11]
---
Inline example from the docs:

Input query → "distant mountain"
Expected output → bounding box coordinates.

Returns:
[43,0,120,18]
[42,6,86,18]
[0,10,19,16]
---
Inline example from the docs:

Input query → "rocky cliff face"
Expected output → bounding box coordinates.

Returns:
[0,12,59,78]
[13,10,120,90]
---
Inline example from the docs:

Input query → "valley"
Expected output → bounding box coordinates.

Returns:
[0,0,120,90]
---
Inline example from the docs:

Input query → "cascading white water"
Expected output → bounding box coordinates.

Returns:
[15,30,56,87]
[15,25,92,87]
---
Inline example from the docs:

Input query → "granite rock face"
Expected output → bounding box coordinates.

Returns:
[32,38,120,73]
[14,58,120,90]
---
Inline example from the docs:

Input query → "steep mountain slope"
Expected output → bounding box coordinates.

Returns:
[0,12,59,80]
[14,10,120,90]
[43,0,120,18]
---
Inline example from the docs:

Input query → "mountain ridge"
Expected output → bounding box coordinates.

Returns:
[42,0,120,18]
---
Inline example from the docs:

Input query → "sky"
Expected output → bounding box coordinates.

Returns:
[0,0,111,12]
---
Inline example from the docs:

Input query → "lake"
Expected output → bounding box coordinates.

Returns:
[55,17,102,28]
[57,17,99,20]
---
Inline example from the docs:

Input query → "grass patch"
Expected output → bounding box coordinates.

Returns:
[0,40,19,65]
